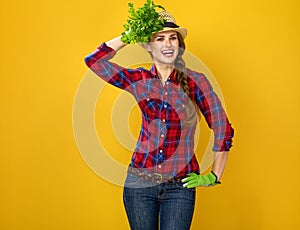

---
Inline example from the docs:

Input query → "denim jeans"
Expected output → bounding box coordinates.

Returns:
[123,172,196,230]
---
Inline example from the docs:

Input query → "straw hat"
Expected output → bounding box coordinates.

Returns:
[157,11,187,39]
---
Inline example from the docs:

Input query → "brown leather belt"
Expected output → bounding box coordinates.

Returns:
[128,166,185,184]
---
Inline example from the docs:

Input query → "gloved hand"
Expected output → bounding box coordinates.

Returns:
[182,172,221,188]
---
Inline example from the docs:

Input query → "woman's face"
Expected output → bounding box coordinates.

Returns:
[146,30,179,66]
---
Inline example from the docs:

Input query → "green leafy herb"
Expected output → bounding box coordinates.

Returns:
[121,0,165,44]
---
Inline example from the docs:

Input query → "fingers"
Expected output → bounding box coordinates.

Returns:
[182,174,198,188]
[182,177,197,187]
[182,181,196,188]
[181,173,197,183]
[186,182,197,188]
[181,177,193,183]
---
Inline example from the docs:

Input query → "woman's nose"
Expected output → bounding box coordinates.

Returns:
[164,39,171,46]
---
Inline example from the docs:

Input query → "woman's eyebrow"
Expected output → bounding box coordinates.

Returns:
[154,35,165,39]
[155,33,177,39]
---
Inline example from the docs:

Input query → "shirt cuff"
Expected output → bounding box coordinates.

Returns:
[213,139,233,152]
[96,42,117,60]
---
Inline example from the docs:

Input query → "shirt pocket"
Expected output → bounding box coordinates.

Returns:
[138,92,159,120]
[173,99,187,123]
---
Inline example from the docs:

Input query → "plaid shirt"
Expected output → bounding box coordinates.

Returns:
[84,43,234,177]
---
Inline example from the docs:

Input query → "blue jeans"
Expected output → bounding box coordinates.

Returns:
[123,173,196,230]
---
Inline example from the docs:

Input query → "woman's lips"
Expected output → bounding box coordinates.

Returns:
[161,49,174,57]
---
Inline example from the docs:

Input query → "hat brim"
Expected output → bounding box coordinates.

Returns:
[153,27,187,39]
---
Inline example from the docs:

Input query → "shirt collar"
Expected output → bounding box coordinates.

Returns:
[150,64,177,83]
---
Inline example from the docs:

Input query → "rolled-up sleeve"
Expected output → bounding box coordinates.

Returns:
[84,42,142,90]
[190,72,234,152]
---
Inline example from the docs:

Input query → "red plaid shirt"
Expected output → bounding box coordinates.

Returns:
[84,43,234,177]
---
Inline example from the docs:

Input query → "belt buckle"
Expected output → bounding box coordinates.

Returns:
[153,173,163,183]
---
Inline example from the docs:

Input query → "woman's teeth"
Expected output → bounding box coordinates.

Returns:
[162,50,174,55]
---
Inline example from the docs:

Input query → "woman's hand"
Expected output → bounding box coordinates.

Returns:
[106,36,126,51]
[182,172,220,188]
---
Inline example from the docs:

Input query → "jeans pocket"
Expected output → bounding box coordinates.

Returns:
[124,173,141,187]
[124,173,156,188]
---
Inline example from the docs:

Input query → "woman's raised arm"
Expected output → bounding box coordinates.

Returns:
[106,36,126,51]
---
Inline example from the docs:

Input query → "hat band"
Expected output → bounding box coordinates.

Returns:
[164,22,179,28]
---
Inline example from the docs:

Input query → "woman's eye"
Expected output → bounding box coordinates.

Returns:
[156,38,163,41]
[171,36,177,40]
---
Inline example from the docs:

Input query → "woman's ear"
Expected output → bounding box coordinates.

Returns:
[141,43,152,52]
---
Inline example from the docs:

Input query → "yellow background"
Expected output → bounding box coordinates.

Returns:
[1,0,299,229]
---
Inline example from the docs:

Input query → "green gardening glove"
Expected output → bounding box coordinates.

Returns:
[182,172,221,188]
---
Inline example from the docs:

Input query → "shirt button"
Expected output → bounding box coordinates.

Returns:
[164,104,167,108]
[164,92,168,95]
[146,98,150,101]
[161,134,165,138]
[158,165,162,169]
[162,119,165,122]
[159,149,163,153]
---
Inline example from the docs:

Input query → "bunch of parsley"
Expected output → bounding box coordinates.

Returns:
[121,0,166,44]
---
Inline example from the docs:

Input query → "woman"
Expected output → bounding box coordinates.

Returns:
[84,11,234,230]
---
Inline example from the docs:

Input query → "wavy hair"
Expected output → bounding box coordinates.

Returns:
[174,33,199,127]
[146,32,199,126]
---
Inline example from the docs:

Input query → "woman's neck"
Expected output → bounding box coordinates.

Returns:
[155,63,174,85]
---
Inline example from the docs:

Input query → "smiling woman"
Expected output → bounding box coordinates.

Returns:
[144,31,180,84]
[84,9,234,230]
[148,32,179,63]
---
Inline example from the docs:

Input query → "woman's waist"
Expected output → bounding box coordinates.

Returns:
[130,154,199,177]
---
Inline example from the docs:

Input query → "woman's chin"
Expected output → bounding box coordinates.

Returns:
[157,57,176,66]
